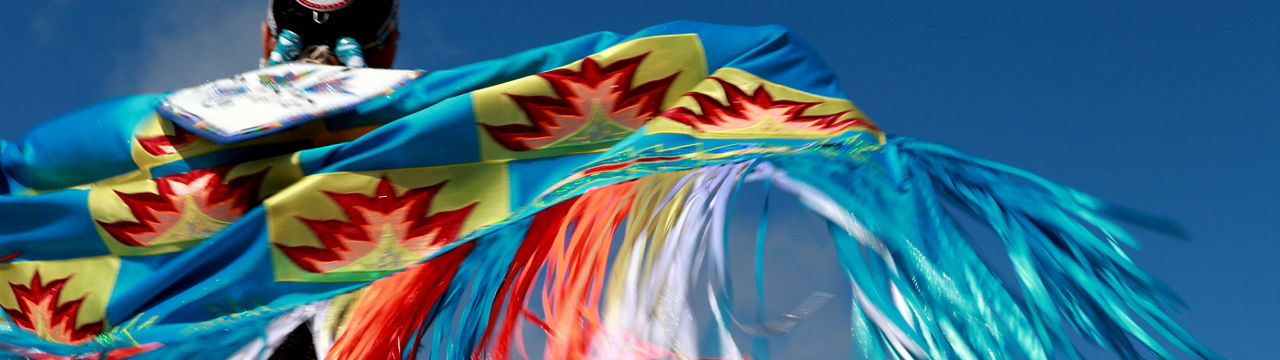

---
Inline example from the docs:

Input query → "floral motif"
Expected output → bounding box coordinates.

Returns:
[661,78,877,134]
[277,177,476,273]
[483,53,677,151]
[136,126,197,156]
[1,272,103,344]
[97,165,268,247]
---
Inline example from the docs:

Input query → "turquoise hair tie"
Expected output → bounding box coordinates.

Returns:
[267,29,303,66]
[335,37,366,68]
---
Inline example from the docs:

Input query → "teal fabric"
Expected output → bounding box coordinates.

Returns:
[0,21,1213,359]
[0,189,108,260]
[1,94,162,191]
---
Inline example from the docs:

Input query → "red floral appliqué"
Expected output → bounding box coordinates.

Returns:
[97,166,268,247]
[137,126,197,156]
[661,78,877,134]
[483,53,678,151]
[277,177,476,273]
[2,272,103,344]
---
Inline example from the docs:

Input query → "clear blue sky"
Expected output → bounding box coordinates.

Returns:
[2,1,1275,358]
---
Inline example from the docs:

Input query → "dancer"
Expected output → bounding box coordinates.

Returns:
[0,1,1214,359]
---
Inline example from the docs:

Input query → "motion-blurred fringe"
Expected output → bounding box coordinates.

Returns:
[773,137,1216,359]
[321,137,1216,360]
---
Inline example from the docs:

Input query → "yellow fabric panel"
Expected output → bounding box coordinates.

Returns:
[129,114,318,177]
[0,256,120,343]
[474,34,709,161]
[648,67,884,142]
[90,154,303,256]
[266,161,511,282]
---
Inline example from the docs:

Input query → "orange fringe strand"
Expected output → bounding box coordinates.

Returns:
[478,181,637,360]
[326,242,476,360]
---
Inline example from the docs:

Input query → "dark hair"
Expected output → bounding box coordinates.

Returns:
[268,0,398,49]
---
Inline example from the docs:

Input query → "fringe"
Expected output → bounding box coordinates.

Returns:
[322,138,1214,359]
[326,242,476,360]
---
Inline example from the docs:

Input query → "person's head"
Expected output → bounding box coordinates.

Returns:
[261,0,400,68]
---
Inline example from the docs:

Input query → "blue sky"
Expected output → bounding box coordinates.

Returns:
[2,1,1276,358]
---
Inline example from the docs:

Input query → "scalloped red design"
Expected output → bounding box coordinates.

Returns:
[277,177,476,273]
[2,271,103,344]
[661,77,878,134]
[97,165,268,247]
[482,53,677,151]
